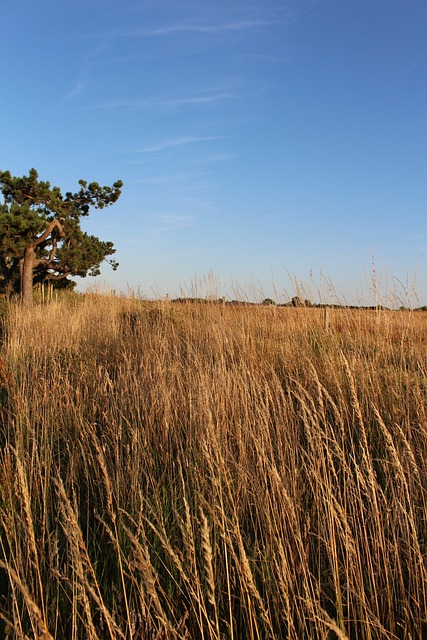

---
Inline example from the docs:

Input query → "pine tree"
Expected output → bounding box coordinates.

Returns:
[0,169,122,304]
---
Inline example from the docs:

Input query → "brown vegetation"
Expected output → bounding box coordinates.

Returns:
[1,296,427,638]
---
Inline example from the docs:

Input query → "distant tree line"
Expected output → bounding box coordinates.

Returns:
[168,296,427,311]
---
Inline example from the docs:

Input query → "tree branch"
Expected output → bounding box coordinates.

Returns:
[29,218,64,250]
[44,272,71,281]
[48,238,58,262]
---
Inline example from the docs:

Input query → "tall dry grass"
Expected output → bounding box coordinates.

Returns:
[0,295,427,638]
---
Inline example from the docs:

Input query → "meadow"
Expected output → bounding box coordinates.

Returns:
[0,295,426,639]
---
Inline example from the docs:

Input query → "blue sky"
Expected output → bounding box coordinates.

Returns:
[2,0,427,304]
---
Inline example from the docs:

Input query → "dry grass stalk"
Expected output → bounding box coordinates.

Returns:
[0,561,53,640]
[1,296,427,638]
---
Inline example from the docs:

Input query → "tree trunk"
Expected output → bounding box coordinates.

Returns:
[21,247,36,306]
[19,219,65,306]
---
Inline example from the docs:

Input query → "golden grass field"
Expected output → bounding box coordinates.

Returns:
[1,295,427,639]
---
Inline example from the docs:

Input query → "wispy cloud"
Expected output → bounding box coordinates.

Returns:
[157,93,236,107]
[140,212,194,235]
[131,152,233,170]
[81,91,237,110]
[107,20,271,39]
[133,172,194,184]
[187,153,236,165]
[155,213,193,229]
[128,170,215,191]
[140,20,270,36]
[137,136,222,154]
[61,81,84,103]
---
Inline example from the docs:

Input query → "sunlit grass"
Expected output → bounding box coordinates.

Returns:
[1,294,427,638]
